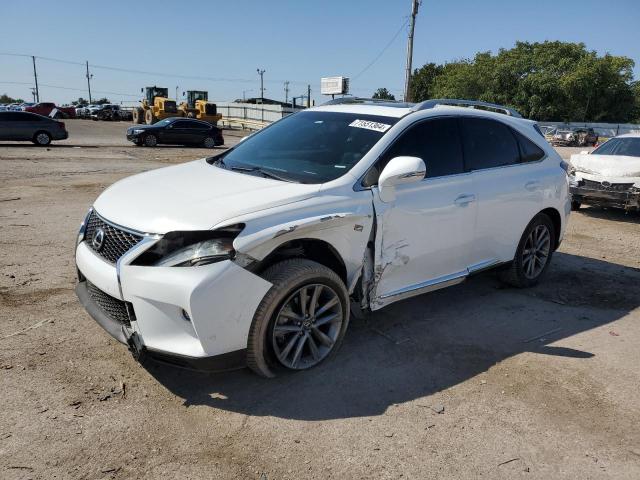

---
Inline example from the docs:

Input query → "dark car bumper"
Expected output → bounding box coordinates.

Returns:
[53,130,69,140]
[571,185,640,210]
[75,281,247,372]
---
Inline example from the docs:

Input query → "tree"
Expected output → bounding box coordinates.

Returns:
[72,97,89,106]
[408,41,637,122]
[372,88,395,100]
[0,94,24,103]
[94,97,110,105]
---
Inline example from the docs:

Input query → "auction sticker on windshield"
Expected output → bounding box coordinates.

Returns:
[349,119,392,133]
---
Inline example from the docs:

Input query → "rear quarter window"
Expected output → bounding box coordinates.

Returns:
[460,117,521,171]
[513,130,546,163]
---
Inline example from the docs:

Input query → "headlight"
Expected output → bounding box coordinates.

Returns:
[133,129,145,134]
[132,224,243,267]
[77,207,93,246]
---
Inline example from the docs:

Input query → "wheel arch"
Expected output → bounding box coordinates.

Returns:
[249,237,348,286]
[539,207,562,250]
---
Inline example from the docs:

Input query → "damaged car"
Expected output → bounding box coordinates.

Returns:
[569,133,640,211]
[75,98,570,377]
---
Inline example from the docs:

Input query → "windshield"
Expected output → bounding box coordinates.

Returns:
[592,137,640,157]
[216,111,398,183]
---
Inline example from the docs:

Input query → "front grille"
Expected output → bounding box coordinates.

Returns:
[84,211,143,264]
[582,179,634,192]
[86,280,134,326]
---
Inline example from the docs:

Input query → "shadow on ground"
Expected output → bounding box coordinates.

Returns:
[146,252,640,420]
[576,206,640,224]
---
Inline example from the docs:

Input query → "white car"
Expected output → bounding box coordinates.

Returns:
[75,98,570,377]
[569,133,640,211]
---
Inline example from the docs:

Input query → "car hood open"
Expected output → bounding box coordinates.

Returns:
[93,159,321,233]
[570,154,640,178]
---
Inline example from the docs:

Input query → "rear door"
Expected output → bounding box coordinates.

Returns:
[371,117,477,308]
[460,117,547,266]
[165,120,195,144]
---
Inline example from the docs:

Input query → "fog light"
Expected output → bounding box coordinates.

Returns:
[181,309,191,322]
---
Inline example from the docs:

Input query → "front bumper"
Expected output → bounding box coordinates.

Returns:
[570,185,640,210]
[75,240,272,371]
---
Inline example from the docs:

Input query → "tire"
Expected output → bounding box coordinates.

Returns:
[132,107,144,124]
[203,136,216,148]
[143,134,157,147]
[144,109,155,125]
[571,200,581,211]
[247,259,350,378]
[32,131,52,146]
[498,213,555,288]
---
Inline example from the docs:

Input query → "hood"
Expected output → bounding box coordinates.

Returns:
[93,159,321,233]
[570,154,640,178]
[127,124,155,131]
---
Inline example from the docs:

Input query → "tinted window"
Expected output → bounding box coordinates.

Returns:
[513,130,545,162]
[461,118,520,170]
[172,121,192,128]
[380,118,464,179]
[2,112,41,121]
[217,111,398,184]
[592,137,640,157]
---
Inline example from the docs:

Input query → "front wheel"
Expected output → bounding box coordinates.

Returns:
[499,213,555,288]
[247,259,349,378]
[143,134,157,147]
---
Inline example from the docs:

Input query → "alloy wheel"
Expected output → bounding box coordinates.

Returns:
[522,224,551,279]
[271,283,343,370]
[203,136,215,148]
[36,133,50,145]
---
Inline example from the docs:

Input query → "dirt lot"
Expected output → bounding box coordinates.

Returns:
[1,121,639,479]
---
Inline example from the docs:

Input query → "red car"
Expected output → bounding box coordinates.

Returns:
[24,102,76,119]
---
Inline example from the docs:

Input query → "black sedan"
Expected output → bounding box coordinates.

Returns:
[0,111,68,145]
[126,117,224,148]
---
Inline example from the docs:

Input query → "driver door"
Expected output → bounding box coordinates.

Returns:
[370,117,477,309]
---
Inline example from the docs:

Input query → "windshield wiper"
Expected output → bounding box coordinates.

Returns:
[229,165,299,183]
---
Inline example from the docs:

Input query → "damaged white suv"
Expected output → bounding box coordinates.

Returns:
[75,98,570,377]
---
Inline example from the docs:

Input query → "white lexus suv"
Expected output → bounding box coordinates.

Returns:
[75,98,570,377]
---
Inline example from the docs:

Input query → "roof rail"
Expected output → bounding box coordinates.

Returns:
[412,98,523,118]
[322,97,413,108]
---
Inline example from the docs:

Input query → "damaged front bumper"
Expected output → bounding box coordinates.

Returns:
[75,241,272,371]
[570,184,640,210]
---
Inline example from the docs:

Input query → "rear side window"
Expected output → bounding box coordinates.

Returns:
[460,118,520,170]
[513,130,546,163]
[380,117,465,179]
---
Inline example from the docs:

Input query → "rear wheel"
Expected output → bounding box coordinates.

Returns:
[203,136,216,148]
[143,133,157,147]
[132,107,144,124]
[499,213,555,288]
[247,259,349,378]
[32,131,51,146]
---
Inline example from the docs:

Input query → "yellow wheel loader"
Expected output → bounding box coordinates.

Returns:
[178,91,222,124]
[132,86,180,125]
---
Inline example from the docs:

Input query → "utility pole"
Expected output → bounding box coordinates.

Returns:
[32,56,40,103]
[403,0,420,102]
[176,85,179,102]
[256,68,266,103]
[307,84,311,108]
[85,61,93,104]
[284,81,290,106]
[30,88,36,102]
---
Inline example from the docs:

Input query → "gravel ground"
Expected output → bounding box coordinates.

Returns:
[1,121,639,479]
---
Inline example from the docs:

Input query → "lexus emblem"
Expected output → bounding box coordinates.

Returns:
[601,181,611,188]
[92,228,105,251]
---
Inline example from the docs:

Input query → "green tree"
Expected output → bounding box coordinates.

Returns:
[372,88,395,100]
[409,41,637,122]
[409,63,444,102]
[0,94,24,103]
[94,97,110,105]
[72,97,89,106]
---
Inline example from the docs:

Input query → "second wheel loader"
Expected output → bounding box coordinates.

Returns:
[178,91,222,124]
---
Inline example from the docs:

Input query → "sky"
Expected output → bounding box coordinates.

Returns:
[1,0,639,105]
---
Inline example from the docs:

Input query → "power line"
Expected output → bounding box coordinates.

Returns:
[0,81,138,97]
[351,17,410,81]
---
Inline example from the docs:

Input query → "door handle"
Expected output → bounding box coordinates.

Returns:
[454,194,476,206]
[525,181,541,191]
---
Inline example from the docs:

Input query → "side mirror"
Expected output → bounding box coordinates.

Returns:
[378,156,426,203]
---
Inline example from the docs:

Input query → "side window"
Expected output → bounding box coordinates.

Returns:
[367,118,464,185]
[172,121,190,128]
[460,118,520,170]
[512,130,545,163]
